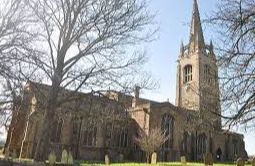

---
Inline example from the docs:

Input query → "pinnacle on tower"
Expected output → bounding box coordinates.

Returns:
[189,0,205,53]
[180,41,184,57]
[209,40,214,52]
[209,40,216,59]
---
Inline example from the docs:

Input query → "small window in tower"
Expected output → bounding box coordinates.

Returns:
[204,65,215,84]
[184,65,192,83]
[204,65,210,75]
[204,64,210,83]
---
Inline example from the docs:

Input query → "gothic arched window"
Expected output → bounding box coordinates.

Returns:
[51,118,63,143]
[204,64,210,83]
[161,114,174,149]
[105,123,115,147]
[232,139,239,156]
[72,116,82,143]
[184,65,192,83]
[182,131,189,154]
[117,128,129,148]
[83,127,97,146]
[204,64,215,84]
[197,133,207,154]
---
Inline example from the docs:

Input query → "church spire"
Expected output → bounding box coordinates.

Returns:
[189,0,205,53]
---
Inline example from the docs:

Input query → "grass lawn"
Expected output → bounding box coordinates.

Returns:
[1,157,251,166]
[79,162,251,166]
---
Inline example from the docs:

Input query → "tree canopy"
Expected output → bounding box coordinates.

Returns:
[211,0,255,129]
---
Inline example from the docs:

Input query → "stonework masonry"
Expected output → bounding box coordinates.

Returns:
[5,0,247,162]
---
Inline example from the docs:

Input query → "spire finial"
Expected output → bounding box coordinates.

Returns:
[189,0,205,53]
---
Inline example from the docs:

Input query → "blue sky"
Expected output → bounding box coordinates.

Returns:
[141,0,255,156]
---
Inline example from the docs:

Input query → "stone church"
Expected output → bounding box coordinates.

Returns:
[5,0,247,162]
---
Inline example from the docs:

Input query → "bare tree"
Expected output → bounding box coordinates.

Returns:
[134,128,168,163]
[9,0,157,161]
[0,0,37,79]
[0,0,37,142]
[209,0,255,128]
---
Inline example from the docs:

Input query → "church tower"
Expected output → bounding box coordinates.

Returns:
[175,0,221,128]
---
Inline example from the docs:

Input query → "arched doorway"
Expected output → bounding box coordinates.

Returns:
[216,147,222,161]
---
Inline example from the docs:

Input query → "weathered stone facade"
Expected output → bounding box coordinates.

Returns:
[5,0,247,162]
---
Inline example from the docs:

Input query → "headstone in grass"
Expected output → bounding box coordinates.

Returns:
[67,152,74,165]
[151,152,157,164]
[48,151,56,166]
[105,154,110,165]
[61,149,68,164]
[4,147,9,159]
[236,158,245,166]
[204,152,213,166]
[181,156,187,165]
[252,157,255,166]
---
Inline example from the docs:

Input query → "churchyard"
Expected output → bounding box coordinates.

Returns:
[0,148,254,166]
[0,147,254,166]
[0,150,254,166]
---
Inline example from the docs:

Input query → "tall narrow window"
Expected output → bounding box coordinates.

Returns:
[72,116,82,143]
[117,128,129,148]
[182,131,189,153]
[161,114,174,149]
[197,133,207,154]
[83,127,97,146]
[51,119,63,143]
[56,119,63,142]
[105,123,114,147]
[204,64,215,84]
[184,65,192,83]
[204,64,210,83]
[232,139,238,156]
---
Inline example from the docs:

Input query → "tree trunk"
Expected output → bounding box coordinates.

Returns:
[33,61,64,161]
[34,76,61,161]
[33,98,57,161]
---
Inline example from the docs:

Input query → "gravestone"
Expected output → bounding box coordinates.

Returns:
[236,158,245,166]
[151,152,157,164]
[181,156,187,165]
[48,151,56,166]
[204,152,213,166]
[105,154,110,165]
[61,149,68,164]
[5,148,9,159]
[252,157,255,166]
[67,152,74,165]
